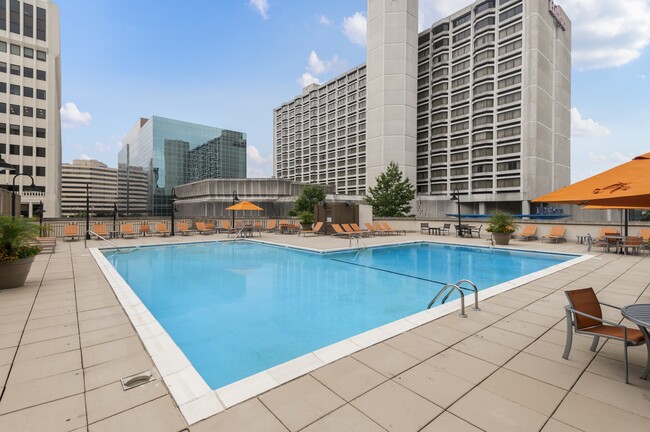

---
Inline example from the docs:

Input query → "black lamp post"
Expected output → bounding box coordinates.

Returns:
[85,183,91,240]
[33,200,45,236]
[11,172,37,218]
[450,188,462,236]
[170,188,176,237]
[113,203,118,235]
[231,190,239,228]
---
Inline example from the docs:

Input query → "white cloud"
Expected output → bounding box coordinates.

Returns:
[79,153,92,160]
[306,50,347,75]
[560,0,650,69]
[298,72,321,88]
[319,15,331,26]
[249,0,269,20]
[342,12,367,46]
[246,145,272,178]
[60,102,92,129]
[307,51,327,74]
[571,107,611,137]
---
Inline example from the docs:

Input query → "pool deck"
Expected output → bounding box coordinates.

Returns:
[1,232,649,431]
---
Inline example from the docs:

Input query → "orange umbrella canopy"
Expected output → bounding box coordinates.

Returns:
[225,200,264,211]
[532,152,650,207]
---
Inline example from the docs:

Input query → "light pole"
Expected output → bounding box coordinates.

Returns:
[85,183,91,240]
[11,172,37,218]
[33,201,45,236]
[170,187,176,237]
[231,190,239,228]
[113,203,118,235]
[450,188,462,236]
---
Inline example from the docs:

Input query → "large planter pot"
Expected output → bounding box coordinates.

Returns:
[492,232,512,245]
[0,256,36,289]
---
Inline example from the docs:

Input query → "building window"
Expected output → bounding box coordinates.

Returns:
[24,47,34,58]
[36,89,46,100]
[36,108,45,119]
[10,124,20,135]
[452,12,471,27]
[23,146,33,156]
[36,69,46,80]
[22,165,32,176]
[36,128,46,138]
[10,84,20,95]
[0,82,5,93]
[36,147,46,157]
[10,64,20,76]
[499,4,523,22]
[23,3,33,37]
[0,0,5,30]
[0,41,5,52]
[9,0,19,34]
[9,104,19,115]
[10,144,19,154]
[0,123,5,133]
[0,62,5,73]
[23,87,33,98]
[0,102,5,113]
[36,7,46,41]
[10,43,20,55]
[24,67,33,78]
[23,126,33,137]
[24,106,34,117]
[36,50,46,61]
[36,166,46,177]
[0,143,5,154]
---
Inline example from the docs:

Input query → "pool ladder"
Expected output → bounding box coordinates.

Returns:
[84,230,137,254]
[427,279,480,318]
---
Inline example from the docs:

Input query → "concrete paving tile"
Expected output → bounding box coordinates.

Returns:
[24,312,78,331]
[539,328,605,353]
[473,301,517,317]
[77,305,124,321]
[464,309,504,326]
[78,312,130,334]
[86,376,167,424]
[351,342,420,378]
[425,348,498,384]
[435,314,487,334]
[76,297,120,312]
[0,394,86,432]
[553,392,650,432]
[84,351,155,391]
[503,352,583,390]
[420,412,482,432]
[0,364,9,387]
[310,356,386,402]
[7,349,81,385]
[394,361,474,408]
[81,335,144,367]
[525,338,597,370]
[480,368,566,416]
[0,331,22,349]
[0,311,29,325]
[509,310,562,327]
[382,331,446,361]
[0,369,84,414]
[453,335,519,366]
[301,404,385,432]
[0,319,24,336]
[475,326,535,350]
[541,418,583,432]
[584,354,650,385]
[29,304,76,320]
[597,338,649,368]
[21,322,79,345]
[572,371,650,418]
[0,347,16,366]
[411,321,468,346]
[351,380,442,432]
[15,334,80,361]
[190,398,288,432]
[259,375,345,432]
[0,303,33,317]
[79,323,136,348]
[87,396,186,432]
[449,386,547,432]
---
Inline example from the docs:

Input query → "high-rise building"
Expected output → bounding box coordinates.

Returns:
[0,0,61,216]
[61,159,117,217]
[118,116,247,216]
[273,0,571,216]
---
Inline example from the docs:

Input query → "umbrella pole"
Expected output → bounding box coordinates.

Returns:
[625,209,629,236]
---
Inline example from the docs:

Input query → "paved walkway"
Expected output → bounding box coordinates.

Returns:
[0,232,649,431]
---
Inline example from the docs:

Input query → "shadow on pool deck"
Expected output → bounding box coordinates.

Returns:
[0,232,649,431]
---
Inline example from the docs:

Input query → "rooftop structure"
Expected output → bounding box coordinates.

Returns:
[61,158,117,217]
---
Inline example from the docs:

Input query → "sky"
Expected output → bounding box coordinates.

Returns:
[57,0,650,182]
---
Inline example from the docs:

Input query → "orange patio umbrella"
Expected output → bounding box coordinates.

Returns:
[226,200,264,211]
[532,152,650,207]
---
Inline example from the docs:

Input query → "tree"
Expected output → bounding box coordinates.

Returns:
[293,185,326,214]
[366,161,416,217]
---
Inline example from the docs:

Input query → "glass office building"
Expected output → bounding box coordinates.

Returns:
[118,116,246,216]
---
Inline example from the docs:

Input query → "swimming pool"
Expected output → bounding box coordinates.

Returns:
[103,241,574,391]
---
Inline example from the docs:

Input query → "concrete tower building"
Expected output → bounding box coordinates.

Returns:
[0,0,62,216]
[61,159,117,217]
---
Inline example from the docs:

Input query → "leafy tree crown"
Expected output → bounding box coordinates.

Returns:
[365,162,416,217]
[294,185,326,214]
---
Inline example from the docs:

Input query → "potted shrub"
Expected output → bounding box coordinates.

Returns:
[298,211,314,230]
[486,211,518,245]
[0,216,41,289]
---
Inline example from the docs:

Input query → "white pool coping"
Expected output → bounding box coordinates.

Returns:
[90,242,592,425]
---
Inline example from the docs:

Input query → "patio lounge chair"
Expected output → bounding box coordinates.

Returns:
[374,222,393,235]
[343,223,370,237]
[155,223,171,236]
[221,221,236,235]
[92,223,108,238]
[542,226,565,243]
[300,221,324,237]
[140,225,151,236]
[120,223,136,238]
[195,222,212,235]
[351,223,373,237]
[331,223,357,238]
[365,222,381,235]
[177,222,192,236]
[382,222,405,235]
[597,227,619,240]
[63,224,79,241]
[563,288,645,383]
[265,220,278,233]
[514,225,537,241]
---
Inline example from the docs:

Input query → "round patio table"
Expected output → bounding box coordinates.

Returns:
[621,304,650,379]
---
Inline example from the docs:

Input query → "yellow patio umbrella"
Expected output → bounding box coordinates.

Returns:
[226,200,264,211]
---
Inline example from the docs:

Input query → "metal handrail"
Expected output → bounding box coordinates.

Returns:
[84,230,136,254]
[456,279,481,311]
[428,283,467,317]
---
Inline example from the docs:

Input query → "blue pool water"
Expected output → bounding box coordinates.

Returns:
[104,241,573,389]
